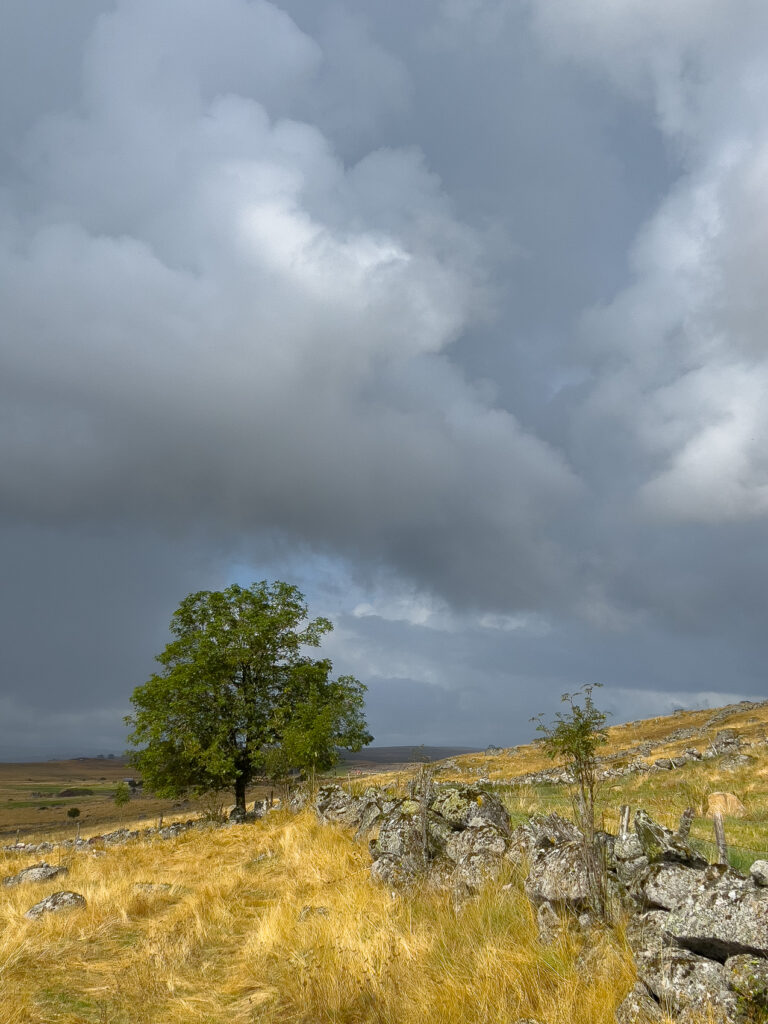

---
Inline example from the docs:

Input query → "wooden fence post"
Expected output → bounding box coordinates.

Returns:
[619,805,631,838]
[678,807,694,840]
[713,810,728,865]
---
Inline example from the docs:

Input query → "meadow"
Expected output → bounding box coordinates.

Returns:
[2,700,767,1023]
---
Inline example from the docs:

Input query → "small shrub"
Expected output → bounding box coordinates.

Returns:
[67,807,81,820]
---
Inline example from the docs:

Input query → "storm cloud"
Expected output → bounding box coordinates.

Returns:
[1,0,767,758]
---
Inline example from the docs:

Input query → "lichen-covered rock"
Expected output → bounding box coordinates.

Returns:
[524,840,594,910]
[642,863,707,911]
[429,786,510,834]
[634,810,707,867]
[615,982,664,1023]
[315,785,365,827]
[445,822,508,889]
[509,813,582,862]
[615,834,644,862]
[536,900,561,944]
[750,861,768,887]
[635,947,733,1017]
[665,868,768,960]
[3,862,68,887]
[369,802,429,883]
[625,910,672,953]
[25,890,86,919]
[724,953,768,1008]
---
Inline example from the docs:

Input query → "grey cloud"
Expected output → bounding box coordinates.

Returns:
[2,0,768,758]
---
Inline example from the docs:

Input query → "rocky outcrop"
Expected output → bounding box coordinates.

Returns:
[25,890,87,919]
[3,862,68,886]
[315,783,514,894]
[610,810,768,1023]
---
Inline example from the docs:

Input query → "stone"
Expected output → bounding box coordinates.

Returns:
[615,982,664,1023]
[635,947,732,1016]
[536,900,561,944]
[750,861,768,887]
[642,863,707,911]
[2,862,68,887]
[133,882,172,893]
[369,802,428,884]
[429,786,510,834]
[665,868,768,959]
[615,834,644,862]
[624,910,672,954]
[634,810,707,866]
[315,784,364,827]
[524,840,593,910]
[509,813,582,861]
[724,953,768,1007]
[707,793,747,818]
[229,806,246,823]
[445,822,508,889]
[25,890,87,919]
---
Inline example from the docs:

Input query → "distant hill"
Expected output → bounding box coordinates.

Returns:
[339,745,481,768]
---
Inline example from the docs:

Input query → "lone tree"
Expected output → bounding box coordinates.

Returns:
[533,684,608,842]
[533,684,609,916]
[126,581,372,812]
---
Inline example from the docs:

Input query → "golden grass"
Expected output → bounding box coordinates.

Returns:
[0,809,643,1024]
[4,700,768,1022]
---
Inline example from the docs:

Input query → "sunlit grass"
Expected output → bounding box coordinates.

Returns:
[0,809,643,1024]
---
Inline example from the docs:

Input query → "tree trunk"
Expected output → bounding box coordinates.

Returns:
[234,774,247,813]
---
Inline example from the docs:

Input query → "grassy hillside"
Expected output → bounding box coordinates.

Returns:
[1,809,632,1024]
[3,698,768,1023]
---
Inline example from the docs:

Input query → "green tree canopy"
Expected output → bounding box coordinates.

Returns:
[126,581,372,810]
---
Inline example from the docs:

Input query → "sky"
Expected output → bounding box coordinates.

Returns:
[2,0,768,759]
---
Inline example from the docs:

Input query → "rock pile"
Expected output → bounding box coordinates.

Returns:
[314,782,513,894]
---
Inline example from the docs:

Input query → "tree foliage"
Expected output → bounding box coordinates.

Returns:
[113,781,131,809]
[126,581,372,809]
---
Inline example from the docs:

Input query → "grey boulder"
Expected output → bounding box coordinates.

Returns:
[665,870,768,959]
[635,947,735,1018]
[25,890,87,919]
[3,862,68,887]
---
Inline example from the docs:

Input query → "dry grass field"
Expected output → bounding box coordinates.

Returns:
[2,808,634,1024]
[2,700,767,1023]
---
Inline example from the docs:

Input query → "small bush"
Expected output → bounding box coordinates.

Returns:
[67,807,81,819]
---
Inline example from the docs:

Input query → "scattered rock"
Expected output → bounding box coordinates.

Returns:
[3,862,68,887]
[706,793,747,818]
[750,861,768,887]
[25,891,87,919]
[133,882,172,894]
